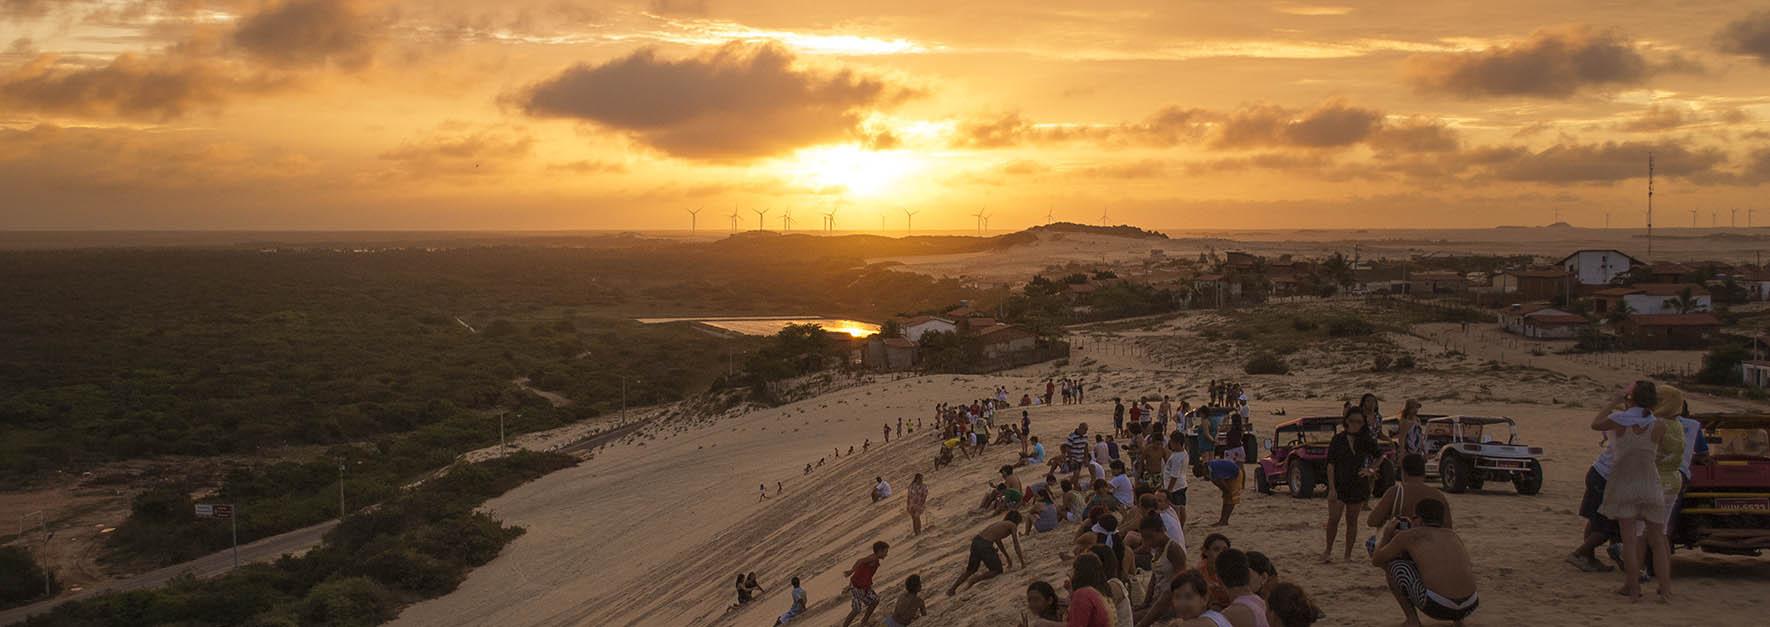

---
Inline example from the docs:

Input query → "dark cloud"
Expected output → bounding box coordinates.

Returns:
[378,125,535,179]
[1,0,54,20]
[1482,140,1725,183]
[1404,27,1656,98]
[1744,148,1770,183]
[1370,118,1461,154]
[233,0,380,69]
[0,54,275,120]
[516,42,916,161]
[1181,152,1339,176]
[1213,101,1382,149]
[1076,159,1169,179]
[1717,11,1770,65]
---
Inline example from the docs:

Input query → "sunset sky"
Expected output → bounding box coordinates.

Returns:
[4,1,1770,230]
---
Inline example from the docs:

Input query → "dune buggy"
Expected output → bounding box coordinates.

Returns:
[1255,416,1394,499]
[1415,416,1544,495]
[1673,413,1770,556]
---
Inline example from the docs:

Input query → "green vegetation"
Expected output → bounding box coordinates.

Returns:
[727,323,853,403]
[1,240,976,567]
[1698,342,1750,386]
[1244,353,1290,375]
[1,546,58,609]
[1000,274,1180,335]
[24,451,576,627]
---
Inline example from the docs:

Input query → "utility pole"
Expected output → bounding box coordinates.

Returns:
[499,412,507,457]
[1646,153,1654,259]
[338,463,346,519]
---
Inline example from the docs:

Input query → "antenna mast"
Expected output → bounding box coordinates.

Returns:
[1646,153,1654,259]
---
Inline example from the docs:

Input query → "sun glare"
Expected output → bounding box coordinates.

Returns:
[783,145,924,198]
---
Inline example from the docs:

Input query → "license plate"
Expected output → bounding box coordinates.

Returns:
[1492,460,1524,469]
[1715,498,1770,511]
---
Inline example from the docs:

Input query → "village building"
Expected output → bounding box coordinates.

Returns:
[1409,271,1467,295]
[1492,270,1575,303]
[975,324,1039,359]
[1559,249,1641,288]
[1744,360,1770,389]
[1615,313,1723,349]
[1590,283,1711,316]
[1498,304,1587,339]
[897,315,957,342]
[863,336,918,371]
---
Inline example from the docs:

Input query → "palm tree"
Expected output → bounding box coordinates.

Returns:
[1663,287,1700,314]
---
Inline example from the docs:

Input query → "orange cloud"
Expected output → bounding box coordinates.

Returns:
[1404,27,1662,98]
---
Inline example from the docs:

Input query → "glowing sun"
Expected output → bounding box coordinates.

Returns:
[782,144,924,198]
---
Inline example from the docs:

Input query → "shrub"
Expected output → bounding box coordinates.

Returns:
[1244,353,1290,375]
[1372,355,1392,372]
[1229,329,1252,341]
[1325,316,1376,337]
[1291,318,1317,332]
[1698,344,1749,385]
[1394,354,1416,369]
[298,577,397,627]
[0,545,57,608]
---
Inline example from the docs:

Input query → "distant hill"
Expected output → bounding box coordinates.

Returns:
[1022,221,1170,240]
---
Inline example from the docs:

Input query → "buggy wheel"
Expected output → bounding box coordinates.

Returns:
[1441,453,1471,494]
[1289,462,1316,499]
[1256,469,1272,495]
[1514,460,1543,495]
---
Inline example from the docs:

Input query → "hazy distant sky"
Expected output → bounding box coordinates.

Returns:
[4,1,1770,230]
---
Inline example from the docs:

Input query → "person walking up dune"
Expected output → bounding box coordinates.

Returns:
[947,511,1025,596]
[907,473,929,535]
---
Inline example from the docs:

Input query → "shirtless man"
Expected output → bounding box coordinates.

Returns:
[1367,454,1452,543]
[1141,431,1169,489]
[1371,500,1478,627]
[946,511,1026,596]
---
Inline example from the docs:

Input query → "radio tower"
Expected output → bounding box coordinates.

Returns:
[1646,153,1654,259]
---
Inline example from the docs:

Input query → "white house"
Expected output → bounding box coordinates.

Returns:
[1592,283,1711,316]
[897,315,957,342]
[1745,360,1770,389]
[1559,249,1641,286]
[1741,271,1770,301]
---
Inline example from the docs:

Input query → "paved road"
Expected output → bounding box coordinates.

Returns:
[0,519,339,626]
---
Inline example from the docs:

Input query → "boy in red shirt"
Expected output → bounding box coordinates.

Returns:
[841,541,891,626]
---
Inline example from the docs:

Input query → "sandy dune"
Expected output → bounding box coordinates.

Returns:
[395,314,1770,626]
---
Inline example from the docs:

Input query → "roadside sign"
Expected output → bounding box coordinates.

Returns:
[195,504,214,518]
[212,504,234,520]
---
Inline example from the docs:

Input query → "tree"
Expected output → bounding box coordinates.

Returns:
[1663,287,1702,314]
[1605,301,1635,326]
[0,546,57,608]
[878,319,903,339]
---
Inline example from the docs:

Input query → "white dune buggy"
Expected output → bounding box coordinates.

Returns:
[1419,415,1545,495]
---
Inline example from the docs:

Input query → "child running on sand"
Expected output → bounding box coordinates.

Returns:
[840,542,890,627]
[946,511,1026,596]
[884,575,927,627]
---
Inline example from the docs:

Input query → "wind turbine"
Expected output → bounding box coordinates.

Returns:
[1751,208,1758,228]
[728,206,741,232]
[823,207,839,233]
[971,209,986,235]
[1100,207,1109,226]
[880,211,888,232]
[903,208,919,236]
[781,208,793,232]
[1046,206,1055,225]
[982,210,991,233]
[686,207,701,235]
[753,207,770,231]
[1733,208,1739,228]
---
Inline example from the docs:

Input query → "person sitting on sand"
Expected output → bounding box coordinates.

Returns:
[1087,479,1120,513]
[774,576,807,625]
[1026,491,1061,534]
[1018,581,1065,627]
[1133,514,1189,626]
[1060,479,1087,522]
[1371,500,1477,627]
[1199,458,1244,527]
[840,541,890,627]
[1066,552,1116,627]
[1367,454,1451,543]
[1109,461,1136,508]
[885,574,927,627]
[1020,436,1047,467]
[872,476,892,503]
[1215,549,1268,627]
[731,573,754,609]
[1264,582,1320,627]
[1246,552,1280,599]
[947,511,1026,596]
[1167,569,1232,627]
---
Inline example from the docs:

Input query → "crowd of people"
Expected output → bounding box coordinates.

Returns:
[745,379,1509,626]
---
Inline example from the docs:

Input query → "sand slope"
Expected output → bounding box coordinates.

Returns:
[396,320,1770,627]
